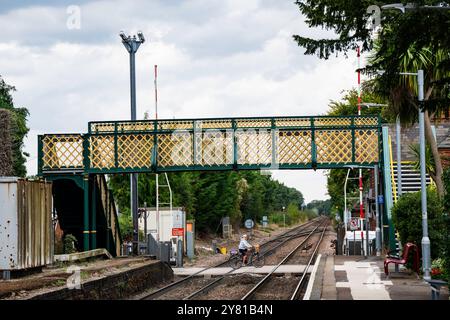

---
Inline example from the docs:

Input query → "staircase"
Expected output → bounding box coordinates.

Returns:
[51,175,121,256]
[391,162,432,197]
[94,175,122,256]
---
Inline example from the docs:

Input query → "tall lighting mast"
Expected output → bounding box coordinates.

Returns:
[120,31,145,255]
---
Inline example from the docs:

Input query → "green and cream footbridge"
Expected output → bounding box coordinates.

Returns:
[38,115,388,254]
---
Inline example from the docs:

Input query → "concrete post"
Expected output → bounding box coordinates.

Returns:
[177,238,183,267]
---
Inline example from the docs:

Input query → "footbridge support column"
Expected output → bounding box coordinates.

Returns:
[83,174,90,251]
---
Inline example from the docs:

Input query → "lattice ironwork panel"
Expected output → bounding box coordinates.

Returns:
[117,122,153,132]
[278,131,312,164]
[316,130,352,163]
[354,117,379,126]
[158,132,193,167]
[158,120,193,130]
[195,131,233,166]
[236,130,271,164]
[90,123,115,133]
[314,117,352,127]
[117,134,154,168]
[42,135,83,169]
[356,129,379,163]
[90,135,115,169]
[236,119,271,128]
[195,119,233,129]
[275,118,310,127]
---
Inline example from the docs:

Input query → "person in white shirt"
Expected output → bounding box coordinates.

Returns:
[239,234,252,265]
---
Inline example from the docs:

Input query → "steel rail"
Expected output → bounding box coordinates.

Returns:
[183,221,325,300]
[215,217,321,268]
[240,219,326,300]
[290,220,328,300]
[139,217,322,300]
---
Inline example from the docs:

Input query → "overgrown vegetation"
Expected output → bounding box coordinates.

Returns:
[0,109,13,175]
[63,234,79,254]
[269,203,317,226]
[0,75,29,177]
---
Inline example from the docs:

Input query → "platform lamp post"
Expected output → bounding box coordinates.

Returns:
[400,70,431,280]
[120,31,145,255]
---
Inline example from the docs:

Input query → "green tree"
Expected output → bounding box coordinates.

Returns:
[294,1,450,197]
[109,170,305,234]
[409,143,437,183]
[0,76,29,177]
[325,89,381,218]
[327,89,391,121]
[293,1,450,60]
[307,199,332,216]
[118,212,133,241]
[366,43,450,197]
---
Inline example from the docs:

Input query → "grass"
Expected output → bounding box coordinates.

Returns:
[52,279,67,287]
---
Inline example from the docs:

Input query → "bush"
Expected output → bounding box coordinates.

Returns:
[431,258,448,281]
[304,209,318,220]
[391,189,445,260]
[269,212,285,225]
[442,168,450,284]
[63,234,78,254]
[118,211,133,241]
[269,203,312,227]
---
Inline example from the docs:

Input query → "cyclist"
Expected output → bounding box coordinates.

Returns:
[239,234,253,265]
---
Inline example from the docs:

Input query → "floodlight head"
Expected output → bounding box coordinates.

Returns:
[119,31,128,41]
[137,31,145,43]
[423,2,450,9]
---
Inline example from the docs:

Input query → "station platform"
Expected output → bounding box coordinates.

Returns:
[173,265,310,276]
[310,255,449,300]
[0,256,173,300]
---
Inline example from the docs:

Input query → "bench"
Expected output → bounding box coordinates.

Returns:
[425,279,448,300]
[384,242,419,276]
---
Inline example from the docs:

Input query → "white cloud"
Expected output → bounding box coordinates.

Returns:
[271,170,329,203]
[1,0,359,201]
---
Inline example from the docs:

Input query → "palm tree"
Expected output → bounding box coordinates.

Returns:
[409,143,436,183]
[366,43,450,197]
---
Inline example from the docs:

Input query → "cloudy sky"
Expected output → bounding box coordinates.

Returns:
[0,0,360,203]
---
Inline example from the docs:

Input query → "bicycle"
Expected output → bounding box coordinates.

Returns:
[229,245,264,268]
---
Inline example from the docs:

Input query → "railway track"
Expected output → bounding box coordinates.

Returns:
[139,217,325,300]
[241,219,328,300]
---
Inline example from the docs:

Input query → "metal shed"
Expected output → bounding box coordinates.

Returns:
[0,177,53,277]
